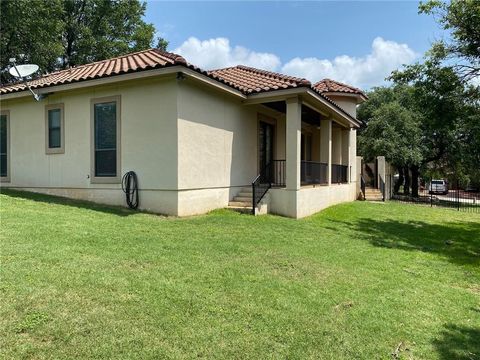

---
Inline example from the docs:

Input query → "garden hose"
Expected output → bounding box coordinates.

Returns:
[121,171,139,209]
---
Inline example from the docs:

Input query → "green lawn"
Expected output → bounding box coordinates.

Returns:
[1,190,479,359]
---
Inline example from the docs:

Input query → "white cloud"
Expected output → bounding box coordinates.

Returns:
[174,37,281,71]
[174,36,418,89]
[281,37,417,88]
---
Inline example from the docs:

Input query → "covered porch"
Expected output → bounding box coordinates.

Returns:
[247,93,359,218]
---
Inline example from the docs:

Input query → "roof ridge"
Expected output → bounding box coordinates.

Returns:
[38,48,183,78]
[151,48,187,64]
[314,78,363,93]
[234,65,311,85]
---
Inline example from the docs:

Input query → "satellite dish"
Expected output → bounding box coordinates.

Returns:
[7,59,45,101]
[9,64,39,78]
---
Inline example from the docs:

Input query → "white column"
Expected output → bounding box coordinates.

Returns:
[341,128,351,182]
[320,118,332,185]
[350,129,357,183]
[286,97,301,190]
[332,128,342,165]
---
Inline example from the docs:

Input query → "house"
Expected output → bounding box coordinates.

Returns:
[0,49,367,218]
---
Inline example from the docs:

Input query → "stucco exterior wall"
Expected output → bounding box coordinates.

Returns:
[327,95,358,118]
[176,79,259,216]
[1,76,180,214]
[270,182,357,218]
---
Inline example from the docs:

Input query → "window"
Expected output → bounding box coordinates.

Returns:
[45,104,64,154]
[0,110,10,182]
[91,96,121,183]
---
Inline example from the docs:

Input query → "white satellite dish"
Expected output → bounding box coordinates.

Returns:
[8,58,45,101]
[9,64,39,78]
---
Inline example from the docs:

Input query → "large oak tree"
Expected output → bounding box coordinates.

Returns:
[1,0,168,83]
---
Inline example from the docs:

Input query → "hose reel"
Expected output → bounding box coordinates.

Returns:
[122,171,139,209]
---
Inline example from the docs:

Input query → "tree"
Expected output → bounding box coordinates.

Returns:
[382,1,480,191]
[358,1,480,194]
[60,0,162,68]
[0,0,65,81]
[419,0,480,82]
[358,86,425,195]
[1,0,168,83]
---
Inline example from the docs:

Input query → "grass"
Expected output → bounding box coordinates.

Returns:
[1,189,479,359]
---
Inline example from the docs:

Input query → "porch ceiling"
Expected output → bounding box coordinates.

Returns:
[262,100,329,127]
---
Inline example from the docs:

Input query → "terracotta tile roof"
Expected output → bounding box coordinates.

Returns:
[207,65,361,123]
[0,49,362,123]
[313,79,366,97]
[0,49,188,95]
[207,65,312,94]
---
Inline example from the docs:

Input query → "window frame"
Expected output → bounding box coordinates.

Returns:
[0,110,10,183]
[45,103,65,154]
[90,95,121,184]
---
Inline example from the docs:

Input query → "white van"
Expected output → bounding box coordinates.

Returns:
[429,179,448,195]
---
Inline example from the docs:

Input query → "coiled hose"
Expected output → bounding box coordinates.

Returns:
[122,171,139,209]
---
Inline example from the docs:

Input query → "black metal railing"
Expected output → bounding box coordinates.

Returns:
[361,175,366,200]
[332,164,348,183]
[301,161,328,185]
[252,160,286,214]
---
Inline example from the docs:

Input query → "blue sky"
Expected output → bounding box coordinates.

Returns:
[145,1,442,89]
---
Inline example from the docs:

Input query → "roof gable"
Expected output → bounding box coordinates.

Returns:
[313,79,366,98]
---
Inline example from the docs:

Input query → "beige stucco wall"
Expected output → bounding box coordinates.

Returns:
[176,79,261,216]
[270,182,357,218]
[0,76,180,214]
[327,95,358,118]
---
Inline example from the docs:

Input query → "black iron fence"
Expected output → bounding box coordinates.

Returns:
[389,176,479,213]
[332,164,348,184]
[301,161,328,185]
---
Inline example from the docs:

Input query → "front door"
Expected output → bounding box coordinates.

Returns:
[259,121,274,180]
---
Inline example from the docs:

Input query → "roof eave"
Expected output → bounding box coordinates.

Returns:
[322,91,368,104]
[0,65,247,101]
[243,87,360,128]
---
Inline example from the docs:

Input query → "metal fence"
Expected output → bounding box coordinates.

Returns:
[301,161,328,185]
[332,164,348,184]
[389,176,480,213]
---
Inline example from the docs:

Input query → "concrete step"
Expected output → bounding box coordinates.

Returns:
[233,196,252,202]
[237,192,252,197]
[240,187,253,193]
[229,201,252,207]
[227,205,252,214]
[365,196,383,201]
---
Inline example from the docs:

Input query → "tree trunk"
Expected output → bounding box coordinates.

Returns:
[394,166,403,194]
[403,166,411,195]
[411,165,419,198]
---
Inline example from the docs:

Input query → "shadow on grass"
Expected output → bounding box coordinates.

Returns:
[433,324,480,360]
[0,189,136,217]
[329,217,480,266]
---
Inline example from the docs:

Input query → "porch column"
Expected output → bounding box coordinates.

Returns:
[342,128,351,182]
[332,128,342,165]
[320,118,332,185]
[285,97,301,190]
